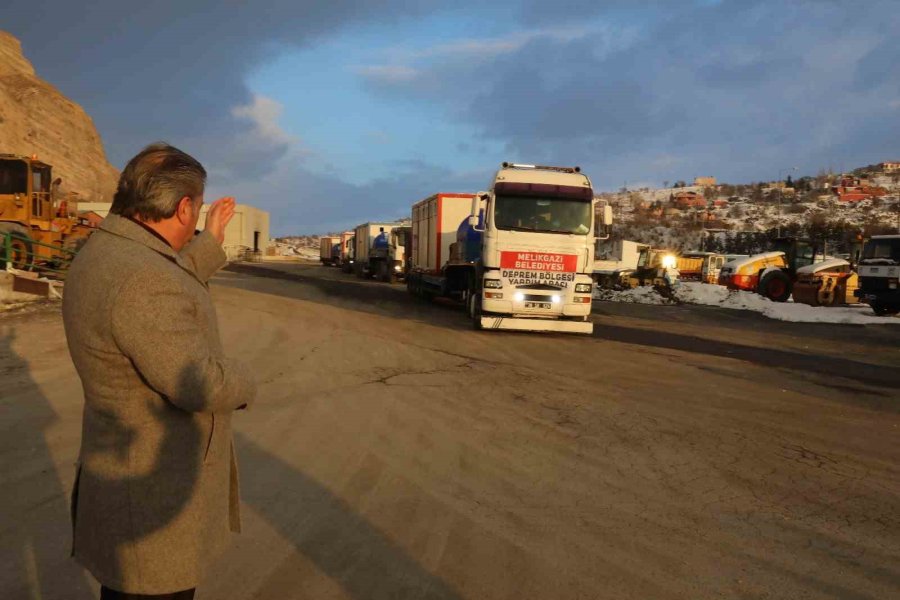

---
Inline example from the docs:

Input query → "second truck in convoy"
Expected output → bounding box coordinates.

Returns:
[353,221,408,281]
[406,163,612,333]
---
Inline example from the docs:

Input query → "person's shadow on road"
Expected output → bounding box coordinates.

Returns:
[234,433,462,600]
[0,327,96,599]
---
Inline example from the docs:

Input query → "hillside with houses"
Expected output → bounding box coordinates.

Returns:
[603,161,900,255]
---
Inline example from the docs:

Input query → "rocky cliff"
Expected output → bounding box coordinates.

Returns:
[0,31,118,202]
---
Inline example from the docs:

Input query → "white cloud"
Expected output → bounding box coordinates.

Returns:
[356,25,631,86]
[231,94,298,147]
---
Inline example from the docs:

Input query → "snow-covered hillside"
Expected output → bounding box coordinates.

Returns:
[602,170,900,254]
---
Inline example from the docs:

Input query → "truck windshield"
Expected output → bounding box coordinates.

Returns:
[862,239,900,264]
[0,160,29,194]
[493,195,591,235]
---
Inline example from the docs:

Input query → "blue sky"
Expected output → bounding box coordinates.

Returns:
[4,1,899,234]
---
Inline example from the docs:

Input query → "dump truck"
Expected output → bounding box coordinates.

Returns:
[353,221,405,281]
[0,153,94,270]
[593,240,650,288]
[405,164,613,334]
[854,235,900,315]
[319,236,341,266]
[677,252,727,284]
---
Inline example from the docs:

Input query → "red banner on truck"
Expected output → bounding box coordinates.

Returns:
[500,251,578,272]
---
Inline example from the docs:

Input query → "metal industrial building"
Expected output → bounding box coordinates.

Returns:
[77,201,270,260]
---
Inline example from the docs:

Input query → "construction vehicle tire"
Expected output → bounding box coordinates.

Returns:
[758,270,792,302]
[0,223,34,270]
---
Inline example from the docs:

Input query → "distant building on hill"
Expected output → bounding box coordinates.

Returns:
[693,176,717,187]
[881,161,900,173]
[673,191,708,209]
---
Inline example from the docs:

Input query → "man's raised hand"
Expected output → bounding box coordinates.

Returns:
[205,197,236,245]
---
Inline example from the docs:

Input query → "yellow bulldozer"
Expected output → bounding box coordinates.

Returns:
[626,247,679,289]
[0,153,96,271]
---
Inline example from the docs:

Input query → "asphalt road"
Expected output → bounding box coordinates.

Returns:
[1,262,898,599]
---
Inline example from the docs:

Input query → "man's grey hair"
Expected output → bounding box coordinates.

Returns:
[110,142,206,221]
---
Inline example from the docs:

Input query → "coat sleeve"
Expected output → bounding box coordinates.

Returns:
[180,230,227,284]
[111,272,256,413]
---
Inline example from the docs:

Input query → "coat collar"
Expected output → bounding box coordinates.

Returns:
[99,213,200,283]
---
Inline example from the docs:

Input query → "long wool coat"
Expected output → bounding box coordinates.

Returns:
[62,214,256,594]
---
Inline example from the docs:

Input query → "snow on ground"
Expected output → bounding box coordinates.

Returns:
[294,247,320,261]
[595,282,900,324]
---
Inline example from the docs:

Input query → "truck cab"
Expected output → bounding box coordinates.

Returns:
[855,235,900,315]
[341,235,356,273]
[463,163,611,333]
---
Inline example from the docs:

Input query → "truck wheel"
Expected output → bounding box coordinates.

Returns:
[872,302,900,316]
[758,270,792,302]
[470,293,483,330]
[377,261,390,282]
[0,223,34,270]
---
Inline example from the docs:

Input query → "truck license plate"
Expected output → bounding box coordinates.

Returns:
[525,302,552,309]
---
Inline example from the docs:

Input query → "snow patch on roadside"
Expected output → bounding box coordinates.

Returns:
[595,281,900,324]
[594,286,669,305]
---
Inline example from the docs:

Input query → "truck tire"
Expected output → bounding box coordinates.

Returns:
[0,223,34,270]
[758,270,792,302]
[470,292,483,330]
[872,302,900,316]
[377,260,390,282]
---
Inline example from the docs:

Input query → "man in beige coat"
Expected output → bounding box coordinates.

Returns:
[63,143,257,599]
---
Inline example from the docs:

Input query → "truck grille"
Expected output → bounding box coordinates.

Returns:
[859,277,894,293]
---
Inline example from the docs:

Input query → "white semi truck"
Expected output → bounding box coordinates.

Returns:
[353,221,407,281]
[319,236,341,266]
[406,164,612,333]
[855,234,900,315]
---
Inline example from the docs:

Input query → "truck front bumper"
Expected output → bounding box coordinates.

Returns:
[479,315,593,334]
[855,288,900,302]
[482,298,592,317]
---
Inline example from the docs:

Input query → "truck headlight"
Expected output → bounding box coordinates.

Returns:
[484,279,502,289]
[662,254,677,269]
[394,265,402,271]
[574,283,592,293]
[551,295,561,303]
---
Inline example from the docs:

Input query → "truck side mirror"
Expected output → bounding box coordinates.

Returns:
[470,192,488,232]
[594,204,613,240]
